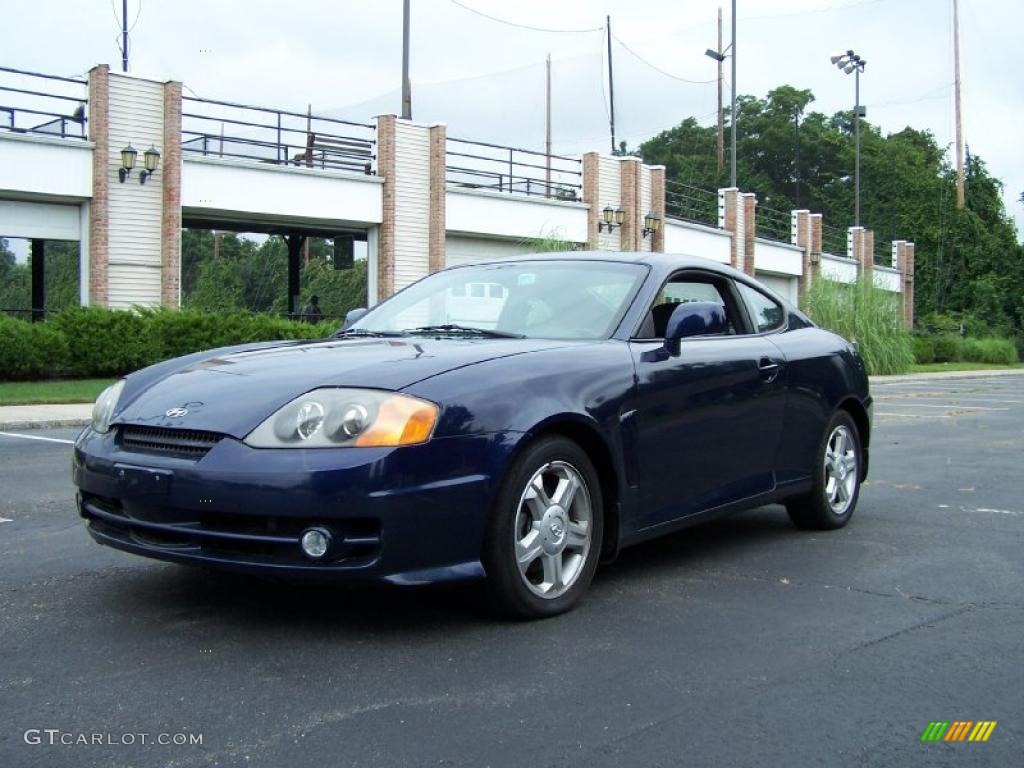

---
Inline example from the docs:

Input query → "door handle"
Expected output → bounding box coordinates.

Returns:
[758,358,781,383]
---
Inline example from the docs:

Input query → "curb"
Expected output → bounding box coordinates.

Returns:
[0,418,90,431]
[870,368,1024,384]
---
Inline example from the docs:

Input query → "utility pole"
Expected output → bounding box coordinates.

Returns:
[401,0,412,119]
[953,0,965,209]
[545,53,552,197]
[121,0,129,72]
[716,7,724,172]
[854,65,861,226]
[730,0,736,188]
[606,15,617,155]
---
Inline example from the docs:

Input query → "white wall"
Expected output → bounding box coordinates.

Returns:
[446,188,587,244]
[392,121,430,292]
[0,132,92,200]
[820,254,859,284]
[445,235,550,267]
[597,157,621,251]
[106,73,164,308]
[873,266,902,293]
[182,157,382,228]
[639,167,652,253]
[0,200,81,240]
[755,239,802,276]
[663,219,731,263]
[757,273,799,304]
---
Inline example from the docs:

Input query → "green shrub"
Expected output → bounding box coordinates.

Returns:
[932,333,963,363]
[961,337,1018,365]
[0,315,69,380]
[52,307,155,377]
[804,276,914,376]
[911,335,936,364]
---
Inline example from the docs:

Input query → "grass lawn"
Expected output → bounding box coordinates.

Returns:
[910,362,1024,374]
[0,379,115,406]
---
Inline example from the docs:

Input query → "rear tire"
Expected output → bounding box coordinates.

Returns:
[786,410,862,530]
[482,436,603,619]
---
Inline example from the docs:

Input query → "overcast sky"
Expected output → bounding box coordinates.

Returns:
[4,0,1023,239]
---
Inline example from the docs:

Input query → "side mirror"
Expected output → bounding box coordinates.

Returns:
[664,301,727,355]
[342,307,369,330]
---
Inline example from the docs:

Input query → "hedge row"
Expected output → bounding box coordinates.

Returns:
[912,333,1019,365]
[0,308,335,380]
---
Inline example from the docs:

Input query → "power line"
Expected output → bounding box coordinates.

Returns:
[447,0,603,34]
[611,32,716,84]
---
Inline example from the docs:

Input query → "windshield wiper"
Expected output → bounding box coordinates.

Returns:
[331,328,405,339]
[401,324,525,339]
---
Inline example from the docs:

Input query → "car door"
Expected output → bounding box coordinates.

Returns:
[626,271,787,529]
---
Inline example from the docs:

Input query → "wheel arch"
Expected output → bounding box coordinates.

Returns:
[836,396,870,480]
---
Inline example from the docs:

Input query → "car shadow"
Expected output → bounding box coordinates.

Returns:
[99,505,798,632]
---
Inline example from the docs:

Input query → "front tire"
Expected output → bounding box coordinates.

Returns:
[483,436,603,619]
[786,410,862,530]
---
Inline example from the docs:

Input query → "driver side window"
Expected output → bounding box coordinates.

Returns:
[636,275,737,338]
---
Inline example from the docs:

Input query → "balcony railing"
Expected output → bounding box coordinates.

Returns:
[0,66,87,140]
[665,181,718,228]
[445,137,582,201]
[182,97,376,175]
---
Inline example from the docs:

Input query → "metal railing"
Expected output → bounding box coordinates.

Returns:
[445,137,582,200]
[0,66,87,140]
[757,205,792,244]
[821,223,848,258]
[665,181,718,227]
[182,97,376,175]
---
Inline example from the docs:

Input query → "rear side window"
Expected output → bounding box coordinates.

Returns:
[738,283,785,333]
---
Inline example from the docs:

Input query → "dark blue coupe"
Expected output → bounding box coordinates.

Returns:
[74,253,871,618]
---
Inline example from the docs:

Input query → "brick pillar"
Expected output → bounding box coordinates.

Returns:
[848,226,865,276]
[428,123,446,273]
[161,80,182,308]
[620,157,641,251]
[582,152,599,250]
[719,187,741,270]
[650,166,665,253]
[375,114,396,302]
[793,209,811,306]
[87,64,110,307]
[742,192,756,276]
[901,242,915,329]
[862,229,875,278]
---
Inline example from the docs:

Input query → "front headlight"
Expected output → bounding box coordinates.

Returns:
[91,379,126,434]
[244,388,439,449]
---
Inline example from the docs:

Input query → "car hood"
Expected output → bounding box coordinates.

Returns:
[113,336,573,438]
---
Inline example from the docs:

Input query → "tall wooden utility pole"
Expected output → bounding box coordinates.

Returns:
[545,54,552,197]
[953,0,965,209]
[716,7,724,172]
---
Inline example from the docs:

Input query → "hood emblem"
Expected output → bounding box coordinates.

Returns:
[165,407,189,418]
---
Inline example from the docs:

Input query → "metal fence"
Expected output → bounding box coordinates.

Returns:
[665,181,718,227]
[821,223,848,258]
[445,137,582,200]
[0,66,87,140]
[182,97,376,174]
[758,206,792,244]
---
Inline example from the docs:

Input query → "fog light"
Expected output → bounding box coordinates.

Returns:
[300,527,331,559]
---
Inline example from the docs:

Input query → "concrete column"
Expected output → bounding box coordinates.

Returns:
[161,80,182,308]
[742,192,757,276]
[650,166,665,253]
[427,123,446,273]
[87,64,110,307]
[582,152,599,250]
[620,157,641,251]
[848,226,865,276]
[862,229,875,278]
[792,209,811,306]
[900,241,915,328]
[375,114,396,302]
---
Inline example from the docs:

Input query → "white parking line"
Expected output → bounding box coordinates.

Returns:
[0,517,12,524]
[872,403,1008,411]
[0,431,75,445]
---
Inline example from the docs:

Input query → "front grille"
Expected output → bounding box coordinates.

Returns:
[119,426,224,459]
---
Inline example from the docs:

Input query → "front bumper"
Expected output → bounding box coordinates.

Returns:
[73,426,511,585]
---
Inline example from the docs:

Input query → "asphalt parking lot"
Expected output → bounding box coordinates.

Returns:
[1,374,1021,768]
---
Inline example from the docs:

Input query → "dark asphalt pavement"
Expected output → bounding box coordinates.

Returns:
[1,375,1022,767]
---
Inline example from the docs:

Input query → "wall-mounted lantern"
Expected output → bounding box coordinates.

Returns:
[598,205,625,233]
[118,144,137,182]
[642,211,662,239]
[140,145,161,184]
[118,144,160,183]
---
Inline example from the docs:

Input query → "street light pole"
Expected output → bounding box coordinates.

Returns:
[401,0,412,119]
[831,50,867,227]
[730,0,736,188]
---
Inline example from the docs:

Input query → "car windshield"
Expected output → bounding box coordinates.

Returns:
[352,259,648,340]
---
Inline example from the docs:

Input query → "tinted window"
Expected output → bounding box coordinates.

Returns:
[738,283,785,333]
